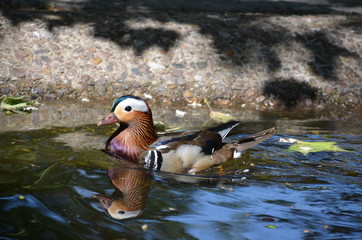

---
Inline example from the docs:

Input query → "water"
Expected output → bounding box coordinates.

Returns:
[0,102,361,239]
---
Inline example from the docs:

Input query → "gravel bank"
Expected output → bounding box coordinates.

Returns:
[0,1,361,113]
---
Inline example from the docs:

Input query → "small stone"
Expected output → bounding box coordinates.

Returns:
[11,67,26,78]
[172,63,185,69]
[116,71,127,82]
[194,75,202,81]
[48,43,60,51]
[131,68,142,76]
[245,89,256,98]
[90,57,103,65]
[215,98,232,106]
[106,65,113,71]
[80,74,90,82]
[38,29,53,39]
[183,90,193,98]
[43,94,56,101]
[0,87,10,94]
[196,61,208,70]
[34,49,50,54]
[256,96,265,103]
[15,49,31,59]
[148,62,165,72]
[304,99,313,106]
[41,56,51,63]
[43,68,52,75]
[167,84,177,89]
[85,46,97,53]
[31,88,43,95]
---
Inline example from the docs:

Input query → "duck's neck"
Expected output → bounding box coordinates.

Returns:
[106,115,157,163]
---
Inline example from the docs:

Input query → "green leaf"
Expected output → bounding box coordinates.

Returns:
[0,96,35,112]
[288,140,350,155]
[266,225,277,229]
[204,98,237,123]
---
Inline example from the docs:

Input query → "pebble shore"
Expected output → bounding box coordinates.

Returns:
[0,2,361,113]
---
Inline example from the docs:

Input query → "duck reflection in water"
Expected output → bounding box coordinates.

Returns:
[94,163,152,220]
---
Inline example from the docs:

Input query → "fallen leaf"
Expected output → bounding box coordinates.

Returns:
[266,225,277,229]
[204,98,237,123]
[0,96,36,113]
[288,140,350,155]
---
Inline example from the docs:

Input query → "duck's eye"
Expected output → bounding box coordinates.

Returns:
[118,210,126,214]
[124,106,132,112]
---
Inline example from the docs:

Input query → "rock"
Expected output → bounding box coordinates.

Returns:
[43,94,57,101]
[172,63,185,69]
[38,28,53,39]
[10,67,26,78]
[34,49,50,54]
[148,62,165,72]
[183,90,193,98]
[117,71,128,82]
[14,49,31,59]
[42,68,51,75]
[41,56,51,63]
[194,75,202,81]
[245,89,256,98]
[131,68,142,76]
[215,98,232,106]
[106,65,113,72]
[196,61,208,69]
[31,88,43,95]
[0,87,10,94]
[90,57,103,65]
[256,96,265,103]
[80,74,90,82]
[48,43,60,51]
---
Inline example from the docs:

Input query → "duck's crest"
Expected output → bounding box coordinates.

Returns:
[111,95,143,112]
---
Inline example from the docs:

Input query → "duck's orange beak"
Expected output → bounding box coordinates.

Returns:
[97,112,119,126]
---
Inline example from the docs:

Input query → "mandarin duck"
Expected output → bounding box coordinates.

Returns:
[94,163,152,220]
[98,95,276,174]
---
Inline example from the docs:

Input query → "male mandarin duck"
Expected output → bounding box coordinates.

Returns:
[98,95,276,174]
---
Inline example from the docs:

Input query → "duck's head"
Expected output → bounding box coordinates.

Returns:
[97,95,153,126]
[93,195,143,220]
[97,95,157,160]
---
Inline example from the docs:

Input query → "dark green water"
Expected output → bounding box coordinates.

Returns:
[0,103,361,239]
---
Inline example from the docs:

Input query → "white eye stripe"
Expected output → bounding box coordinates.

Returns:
[115,98,149,113]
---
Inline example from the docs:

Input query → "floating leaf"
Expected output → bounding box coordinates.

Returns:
[266,225,277,229]
[288,140,350,155]
[204,98,237,123]
[0,96,36,113]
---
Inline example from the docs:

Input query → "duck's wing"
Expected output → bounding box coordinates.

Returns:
[206,121,240,140]
[233,127,276,152]
[155,121,241,148]
[188,127,276,173]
